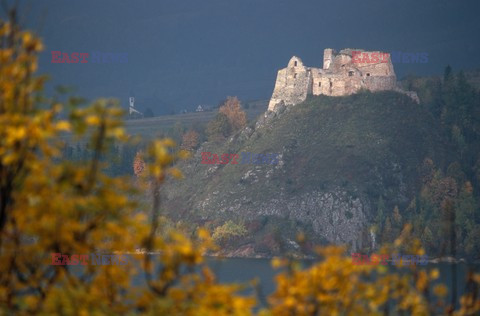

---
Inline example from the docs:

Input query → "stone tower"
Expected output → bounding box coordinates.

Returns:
[323,48,335,70]
[267,56,313,111]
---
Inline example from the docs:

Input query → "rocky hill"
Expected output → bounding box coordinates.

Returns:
[162,91,454,257]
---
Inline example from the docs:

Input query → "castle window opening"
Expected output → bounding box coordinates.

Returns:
[294,73,297,79]
[366,73,370,77]
[318,82,321,87]
[294,61,297,66]
[329,81,332,88]
[348,71,354,77]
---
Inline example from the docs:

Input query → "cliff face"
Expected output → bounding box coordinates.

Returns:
[163,92,452,257]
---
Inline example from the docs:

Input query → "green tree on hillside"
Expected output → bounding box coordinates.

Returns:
[206,112,232,141]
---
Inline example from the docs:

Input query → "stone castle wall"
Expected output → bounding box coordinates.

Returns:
[268,57,313,110]
[268,48,416,111]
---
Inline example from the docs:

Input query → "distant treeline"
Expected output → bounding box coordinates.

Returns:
[60,142,141,177]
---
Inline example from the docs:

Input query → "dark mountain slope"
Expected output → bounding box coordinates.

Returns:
[163,91,454,256]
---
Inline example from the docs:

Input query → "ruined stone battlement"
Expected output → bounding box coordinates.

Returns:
[268,48,418,111]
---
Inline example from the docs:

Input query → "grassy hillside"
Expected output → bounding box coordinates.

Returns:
[124,100,267,139]
[162,91,454,256]
[58,100,267,145]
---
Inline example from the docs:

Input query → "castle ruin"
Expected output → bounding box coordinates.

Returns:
[268,48,419,111]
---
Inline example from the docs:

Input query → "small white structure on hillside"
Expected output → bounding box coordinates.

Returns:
[129,97,143,118]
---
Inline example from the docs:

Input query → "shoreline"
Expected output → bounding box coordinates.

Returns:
[118,250,480,264]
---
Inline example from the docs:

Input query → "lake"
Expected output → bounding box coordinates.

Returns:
[122,256,480,308]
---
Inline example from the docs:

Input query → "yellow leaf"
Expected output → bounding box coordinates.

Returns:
[11,127,26,140]
[2,153,17,165]
[85,115,100,126]
[178,149,191,159]
[110,127,125,138]
[429,269,439,280]
[197,228,210,240]
[169,168,183,179]
[433,284,448,297]
[56,121,71,131]
[272,258,284,269]
[162,138,176,147]
[22,32,32,44]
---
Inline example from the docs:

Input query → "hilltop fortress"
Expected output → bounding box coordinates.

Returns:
[268,48,419,111]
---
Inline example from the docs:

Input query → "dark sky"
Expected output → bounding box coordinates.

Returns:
[13,0,480,114]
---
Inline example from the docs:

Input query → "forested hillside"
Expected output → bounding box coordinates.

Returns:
[160,68,480,259]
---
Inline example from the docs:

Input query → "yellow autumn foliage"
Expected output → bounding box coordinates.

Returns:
[0,13,253,316]
[1,9,479,316]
